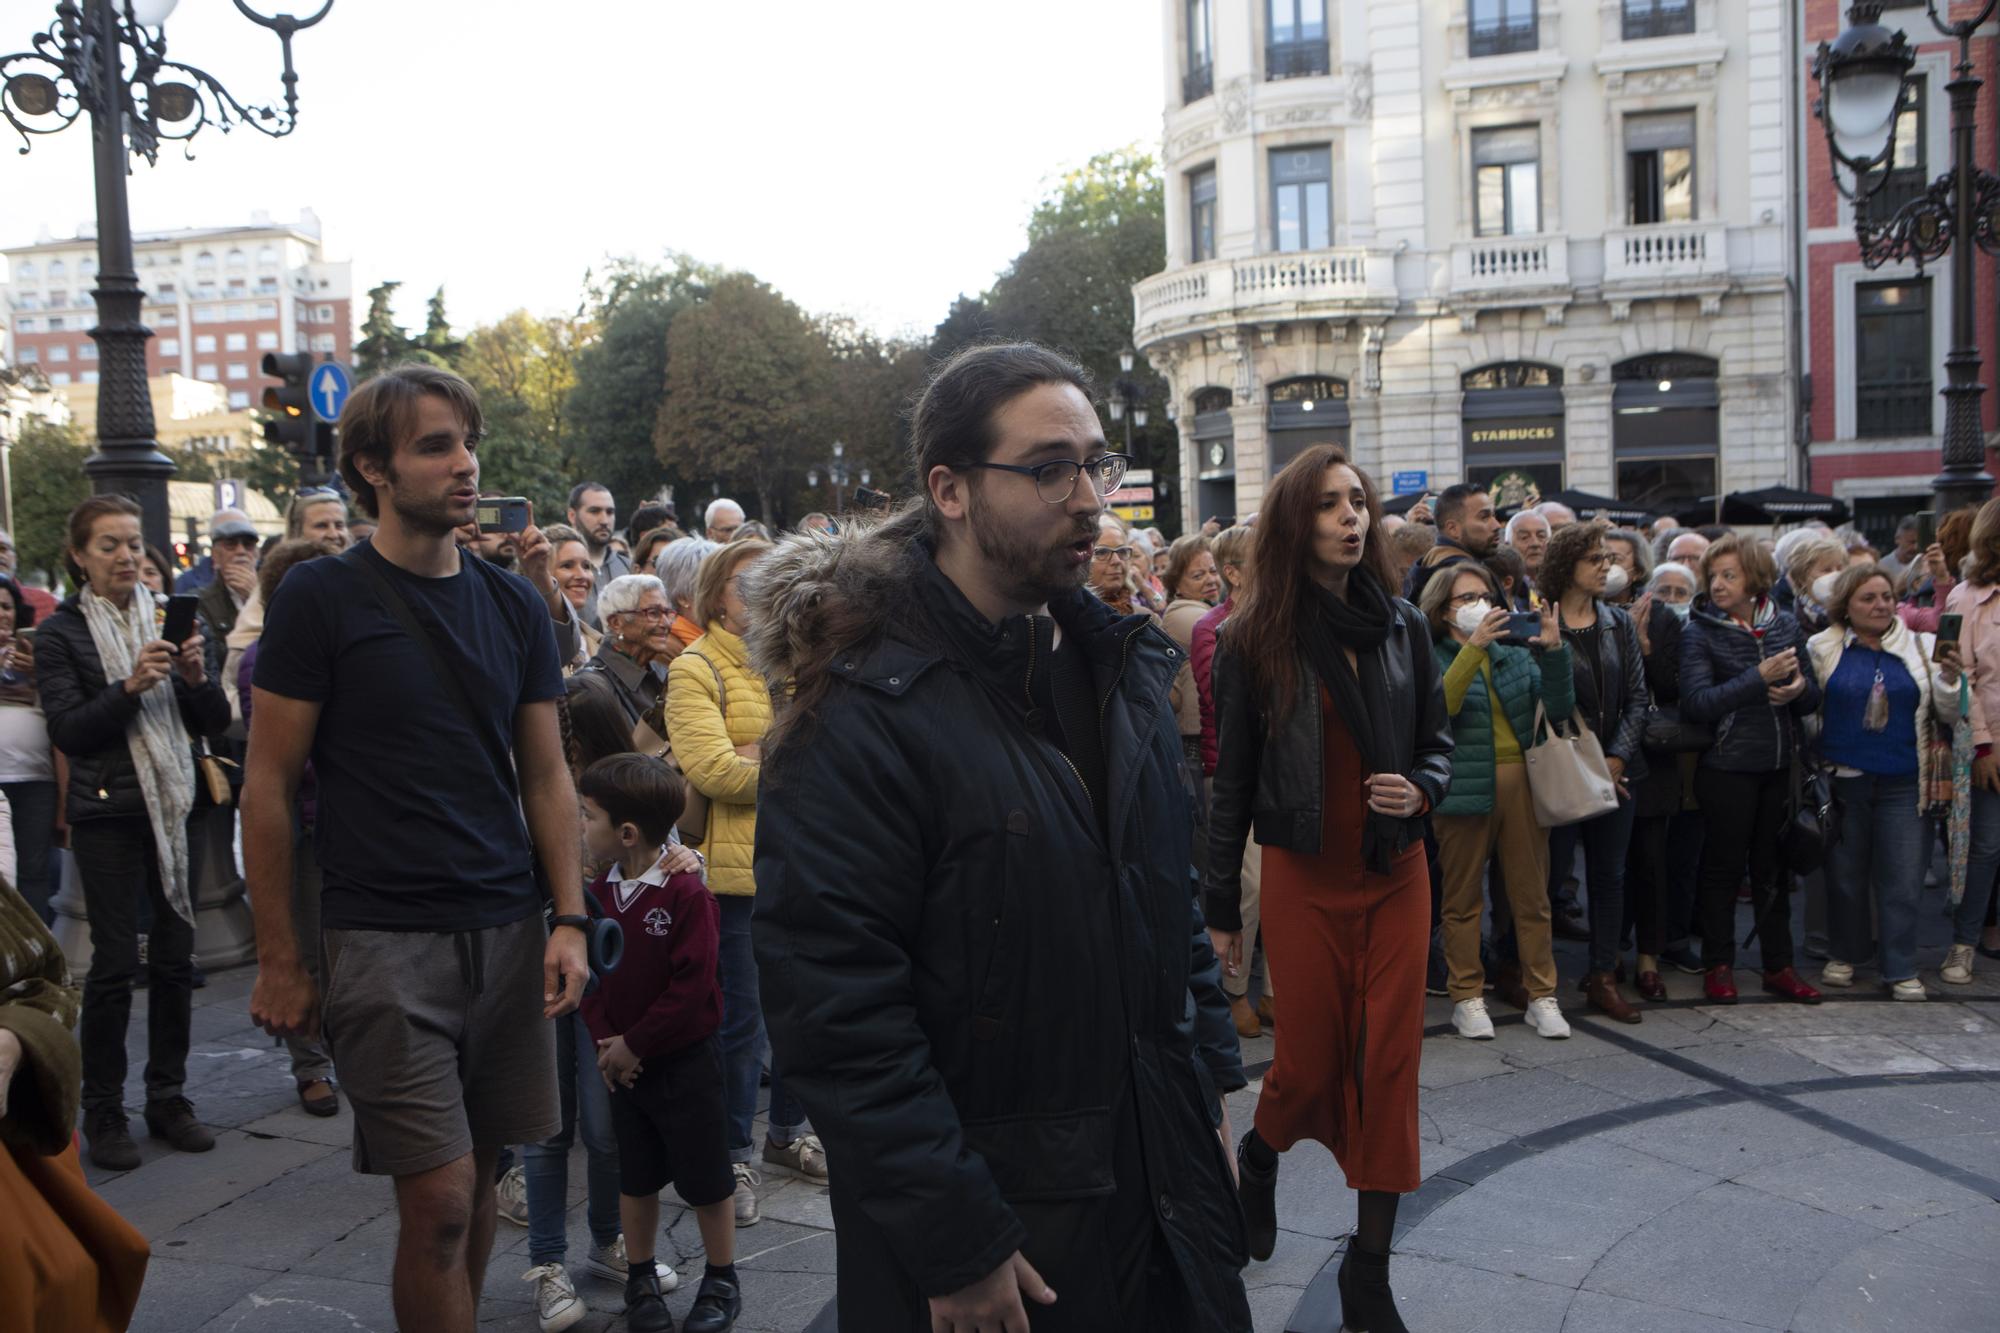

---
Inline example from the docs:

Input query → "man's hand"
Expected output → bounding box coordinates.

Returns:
[220,559,257,601]
[596,1034,642,1090]
[928,1251,1057,1333]
[1209,928,1243,979]
[1976,754,2000,794]
[0,1026,21,1120]
[544,923,588,1018]
[250,957,320,1041]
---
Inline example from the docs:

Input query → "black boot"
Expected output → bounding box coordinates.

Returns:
[1236,1130,1279,1263]
[624,1268,675,1333]
[1337,1244,1409,1333]
[143,1097,215,1153]
[85,1108,140,1171]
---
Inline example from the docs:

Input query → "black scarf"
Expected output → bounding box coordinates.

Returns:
[1298,566,1406,875]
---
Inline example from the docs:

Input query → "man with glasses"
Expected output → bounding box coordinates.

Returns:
[195,511,263,641]
[749,342,1251,1332]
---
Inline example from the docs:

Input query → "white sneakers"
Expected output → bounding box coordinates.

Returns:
[496,1164,530,1227]
[523,1263,584,1333]
[1889,978,1929,1002]
[583,1234,679,1290]
[1940,944,1976,986]
[1452,998,1495,1040]
[732,1162,763,1227]
[1525,997,1571,1040]
[1820,960,1856,989]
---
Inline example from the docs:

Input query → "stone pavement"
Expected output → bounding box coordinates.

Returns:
[90,934,2000,1332]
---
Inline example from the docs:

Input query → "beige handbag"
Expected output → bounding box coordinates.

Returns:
[1523,700,1619,827]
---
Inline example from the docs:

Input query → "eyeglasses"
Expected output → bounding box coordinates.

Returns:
[614,606,672,621]
[960,453,1131,505]
[1093,545,1133,561]
[1448,592,1489,607]
[1585,553,1614,566]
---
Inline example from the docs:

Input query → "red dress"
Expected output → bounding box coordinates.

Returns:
[1253,687,1428,1194]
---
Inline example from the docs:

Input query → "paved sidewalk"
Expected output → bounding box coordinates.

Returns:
[90,939,2000,1332]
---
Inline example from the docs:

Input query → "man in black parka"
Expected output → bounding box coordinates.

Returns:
[746,343,1251,1333]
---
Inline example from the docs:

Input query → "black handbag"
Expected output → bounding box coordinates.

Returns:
[1641,701,1713,754]
[1779,750,1841,875]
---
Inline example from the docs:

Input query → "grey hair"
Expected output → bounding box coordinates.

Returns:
[1650,561,1698,592]
[705,497,745,528]
[655,538,719,613]
[1504,510,1549,542]
[1605,527,1655,582]
[597,573,666,619]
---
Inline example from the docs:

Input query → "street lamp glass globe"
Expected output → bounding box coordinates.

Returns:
[1108,398,1125,422]
[831,439,843,459]
[1119,348,1136,374]
[128,0,181,27]
[1133,408,1149,428]
[1827,64,1904,160]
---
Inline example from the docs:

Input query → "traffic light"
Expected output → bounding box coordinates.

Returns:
[261,351,336,482]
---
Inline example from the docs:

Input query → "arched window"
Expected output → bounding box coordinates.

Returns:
[1612,353,1719,520]
[1192,386,1234,415]
[47,259,66,279]
[1266,375,1351,471]
[1462,361,1562,391]
[226,248,247,269]
[195,251,216,270]
[14,260,34,279]
[257,245,277,265]
[1462,363,1566,505]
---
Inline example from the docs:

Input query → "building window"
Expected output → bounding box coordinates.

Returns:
[46,316,64,331]
[1271,146,1333,252]
[227,303,249,321]
[47,259,65,279]
[224,332,248,351]
[1613,354,1718,516]
[16,347,35,363]
[1622,0,1694,40]
[316,304,334,322]
[1266,0,1329,80]
[1861,80,1926,225]
[257,330,279,350]
[257,245,277,265]
[48,292,67,310]
[195,304,221,322]
[47,372,69,385]
[226,362,250,380]
[13,261,32,279]
[79,342,96,360]
[1185,0,1213,102]
[1190,166,1219,262]
[47,345,68,362]
[228,277,247,292]
[196,363,217,380]
[156,312,178,328]
[158,282,175,296]
[195,251,215,271]
[229,391,250,409]
[195,334,217,353]
[1472,125,1541,236]
[256,301,278,318]
[160,337,180,356]
[311,333,337,353]
[1626,111,1696,225]
[15,318,34,333]
[1469,0,1538,58]
[81,370,99,384]
[226,248,247,268]
[1856,280,1932,438]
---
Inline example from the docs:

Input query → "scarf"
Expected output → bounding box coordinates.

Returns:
[1298,566,1405,875]
[79,588,196,926]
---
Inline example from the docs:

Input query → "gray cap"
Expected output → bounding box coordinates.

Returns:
[209,507,258,541]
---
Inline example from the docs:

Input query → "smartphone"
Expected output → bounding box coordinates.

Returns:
[1502,610,1541,643]
[1917,510,1938,549]
[1933,612,1964,663]
[160,593,200,646]
[476,497,531,534]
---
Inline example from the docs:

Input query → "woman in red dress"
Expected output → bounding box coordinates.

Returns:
[1206,446,1452,1333]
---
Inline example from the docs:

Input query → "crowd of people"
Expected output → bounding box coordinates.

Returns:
[0,340,1997,1333]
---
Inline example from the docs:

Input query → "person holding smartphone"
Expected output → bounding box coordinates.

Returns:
[34,495,230,1170]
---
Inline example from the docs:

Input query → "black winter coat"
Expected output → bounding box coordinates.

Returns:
[1631,600,1690,818]
[1557,599,1652,785]
[1203,598,1453,931]
[34,597,231,823]
[749,538,1251,1333]
[1679,599,1821,774]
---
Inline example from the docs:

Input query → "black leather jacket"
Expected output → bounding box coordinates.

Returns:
[1204,598,1453,931]
[1558,598,1652,785]
[34,596,231,823]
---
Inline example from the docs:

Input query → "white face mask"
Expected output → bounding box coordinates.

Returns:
[1602,564,1631,597]
[1665,600,1692,621]
[1454,600,1494,636]
[1810,572,1839,604]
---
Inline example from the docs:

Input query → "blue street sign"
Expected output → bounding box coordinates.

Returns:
[309,362,354,423]
[1392,470,1428,496]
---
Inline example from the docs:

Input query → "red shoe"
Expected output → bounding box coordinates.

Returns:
[1635,970,1667,1002]
[1704,964,1738,1003]
[1761,967,1822,1005]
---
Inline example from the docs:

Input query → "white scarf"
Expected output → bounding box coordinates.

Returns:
[79,588,195,926]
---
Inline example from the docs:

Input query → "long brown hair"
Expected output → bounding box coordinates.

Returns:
[1225,445,1397,716]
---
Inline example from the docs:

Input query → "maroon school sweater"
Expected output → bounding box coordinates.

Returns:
[580,862,722,1061]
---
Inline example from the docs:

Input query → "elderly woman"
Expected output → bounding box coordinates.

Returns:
[1088,514,1149,617]
[664,538,823,1223]
[579,573,681,725]
[655,536,719,656]
[36,495,231,1169]
[1625,560,1705,987]
[1808,565,1958,1000]
[1603,528,1653,607]
[1776,535,1849,637]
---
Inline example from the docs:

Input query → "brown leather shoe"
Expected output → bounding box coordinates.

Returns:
[1635,969,1667,1002]
[1229,994,1262,1039]
[1494,960,1531,1011]
[1585,970,1642,1024]
[1761,966,1823,1005]
[1257,994,1275,1028]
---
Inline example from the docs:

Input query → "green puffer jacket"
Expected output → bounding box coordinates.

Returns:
[1432,637,1574,817]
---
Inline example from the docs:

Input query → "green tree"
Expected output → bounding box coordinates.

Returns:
[8,418,91,585]
[813,317,930,509]
[457,309,587,519]
[355,280,413,378]
[412,286,464,368]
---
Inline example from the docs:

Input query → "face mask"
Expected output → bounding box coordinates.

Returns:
[1666,600,1692,621]
[1453,600,1494,636]
[1602,564,1630,597]
[1811,572,1838,604]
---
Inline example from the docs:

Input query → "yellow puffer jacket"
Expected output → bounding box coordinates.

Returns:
[665,624,771,896]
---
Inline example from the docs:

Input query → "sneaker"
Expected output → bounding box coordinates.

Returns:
[683,1270,744,1333]
[1820,960,1855,989]
[584,1235,679,1291]
[1451,997,1495,1040]
[521,1263,585,1333]
[84,1109,141,1171]
[1889,978,1929,1002]
[1524,997,1571,1040]
[624,1268,675,1333]
[761,1132,827,1181]
[1940,944,1976,985]
[142,1097,215,1153]
[1661,944,1704,975]
[496,1164,530,1226]
[731,1163,762,1227]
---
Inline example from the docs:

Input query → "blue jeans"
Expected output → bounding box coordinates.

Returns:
[1550,796,1639,973]
[524,1011,620,1265]
[1826,772,1927,982]
[1955,785,2000,946]
[718,893,803,1161]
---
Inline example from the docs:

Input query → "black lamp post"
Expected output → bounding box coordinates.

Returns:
[2,0,331,552]
[805,439,868,516]
[1813,0,2000,515]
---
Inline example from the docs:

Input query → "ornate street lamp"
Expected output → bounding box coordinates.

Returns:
[806,440,868,514]
[1813,0,2000,513]
[2,0,332,551]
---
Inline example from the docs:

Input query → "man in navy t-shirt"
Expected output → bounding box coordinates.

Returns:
[243,363,590,1333]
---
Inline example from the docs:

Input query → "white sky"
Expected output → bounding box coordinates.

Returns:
[4,0,1166,340]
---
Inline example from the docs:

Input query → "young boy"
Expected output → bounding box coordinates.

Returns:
[578,754,742,1333]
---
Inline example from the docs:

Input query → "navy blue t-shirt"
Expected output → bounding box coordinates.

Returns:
[253,540,564,932]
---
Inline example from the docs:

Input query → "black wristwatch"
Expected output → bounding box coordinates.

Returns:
[549,914,591,932]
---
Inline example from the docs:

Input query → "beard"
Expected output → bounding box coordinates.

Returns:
[383,461,463,539]
[967,495,1095,609]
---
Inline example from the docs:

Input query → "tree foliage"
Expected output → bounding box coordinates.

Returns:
[8,417,91,584]
[457,309,586,520]
[354,281,410,378]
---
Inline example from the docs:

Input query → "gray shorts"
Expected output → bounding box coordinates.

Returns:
[320,912,559,1177]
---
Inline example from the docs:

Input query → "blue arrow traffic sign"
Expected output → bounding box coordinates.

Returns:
[310,362,354,423]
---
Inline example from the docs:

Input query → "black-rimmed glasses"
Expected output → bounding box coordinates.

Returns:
[960,453,1131,505]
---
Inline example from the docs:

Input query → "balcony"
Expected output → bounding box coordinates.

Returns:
[1183,61,1213,104]
[1469,19,1538,59]
[1622,3,1695,42]
[1451,233,1569,298]
[1601,220,1730,311]
[1265,40,1330,81]
[1132,249,1399,347]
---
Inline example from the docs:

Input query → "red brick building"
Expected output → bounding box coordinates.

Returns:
[1803,0,2000,542]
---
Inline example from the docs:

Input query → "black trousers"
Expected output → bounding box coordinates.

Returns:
[1624,814,1671,959]
[1692,767,1794,971]
[73,815,193,1116]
